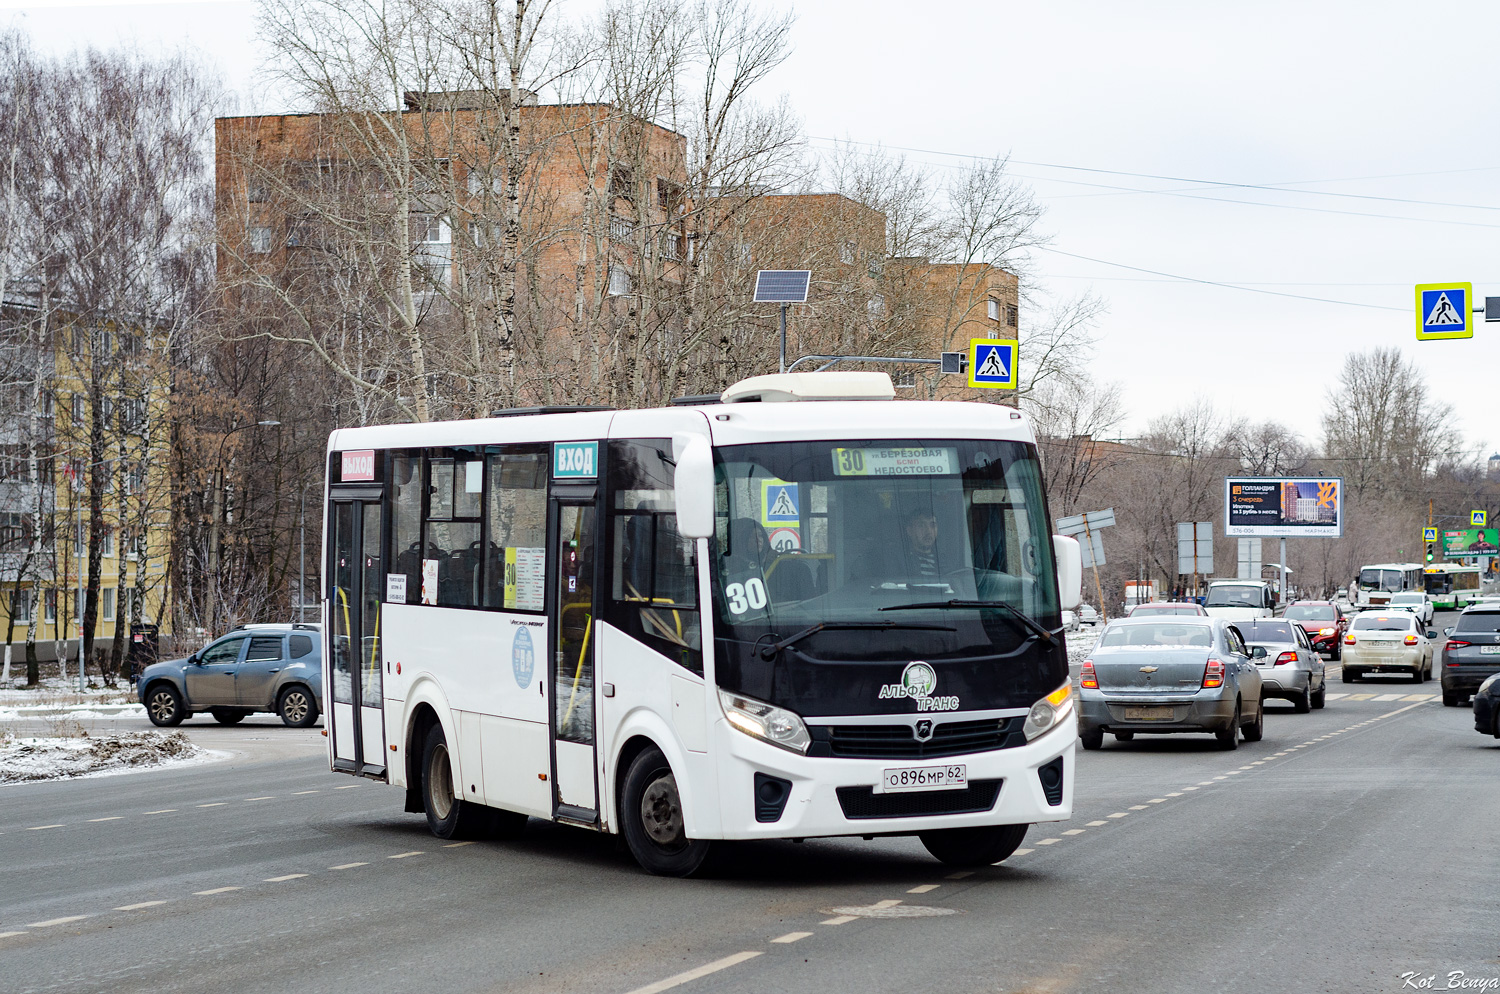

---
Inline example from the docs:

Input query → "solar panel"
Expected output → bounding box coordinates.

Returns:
[753,270,811,303]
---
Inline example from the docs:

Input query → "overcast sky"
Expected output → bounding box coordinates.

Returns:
[6,0,1497,455]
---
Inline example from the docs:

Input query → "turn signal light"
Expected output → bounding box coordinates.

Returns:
[1344,634,1356,645]
[1274,651,1297,666]
[1445,640,1471,652]
[1202,659,1225,689]
[1080,661,1098,689]
[1403,635,1419,646]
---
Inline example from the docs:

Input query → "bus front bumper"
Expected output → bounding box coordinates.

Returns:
[709,713,1074,840]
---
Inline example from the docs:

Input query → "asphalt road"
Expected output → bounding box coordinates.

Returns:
[2,617,1495,994]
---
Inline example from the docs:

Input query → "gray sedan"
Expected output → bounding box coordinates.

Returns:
[1238,618,1327,713]
[138,623,323,727]
[1077,617,1264,751]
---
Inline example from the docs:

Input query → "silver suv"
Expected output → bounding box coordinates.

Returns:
[138,624,323,728]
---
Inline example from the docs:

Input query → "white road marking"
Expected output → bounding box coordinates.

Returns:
[620,951,762,994]
[945,870,974,880]
[1107,812,1128,818]
[143,809,176,814]
[245,797,275,801]
[1036,838,1060,845]
[907,884,940,893]
[1129,804,1149,810]
[388,851,424,859]
[292,790,320,795]
[820,915,858,925]
[87,817,123,822]
[443,841,476,848]
[196,803,227,808]
[1197,780,1215,785]
[1324,693,1348,699]
[1063,829,1086,835]
[193,887,241,896]
[329,862,367,870]
[1249,761,1266,766]
[1373,694,1403,702]
[264,874,308,882]
[771,931,813,943]
[1400,694,1430,702]
[1226,770,1243,776]
[872,900,903,909]
[1006,849,1034,857]
[114,901,167,911]
[1346,694,1375,700]
[27,824,63,830]
[1165,792,1183,797]
[1087,820,1108,826]
[27,916,89,928]
[0,931,26,939]
[335,784,360,789]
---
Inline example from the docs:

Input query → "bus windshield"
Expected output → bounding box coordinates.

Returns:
[710,439,1058,661]
[1359,568,1403,592]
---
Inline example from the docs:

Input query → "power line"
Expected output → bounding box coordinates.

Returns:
[1037,247,1407,312]
[807,136,1500,212]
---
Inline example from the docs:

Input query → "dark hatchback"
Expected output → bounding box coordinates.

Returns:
[1441,608,1500,707]
[1472,674,1500,738]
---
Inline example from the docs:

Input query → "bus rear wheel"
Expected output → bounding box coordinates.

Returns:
[420,724,512,840]
[621,746,710,877]
[919,824,1029,866]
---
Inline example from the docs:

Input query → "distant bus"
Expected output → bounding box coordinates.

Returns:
[1423,564,1482,611]
[320,372,1084,876]
[1354,563,1422,609]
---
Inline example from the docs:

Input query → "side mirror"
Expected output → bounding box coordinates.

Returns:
[188,653,200,665]
[1250,645,1268,659]
[1426,631,1438,641]
[1444,627,1454,637]
[1052,535,1082,610]
[672,433,715,540]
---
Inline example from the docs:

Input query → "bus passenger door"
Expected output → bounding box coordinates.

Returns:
[328,497,387,778]
[550,496,599,823]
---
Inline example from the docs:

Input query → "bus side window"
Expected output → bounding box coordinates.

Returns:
[483,447,549,611]
[389,452,422,604]
[606,439,703,674]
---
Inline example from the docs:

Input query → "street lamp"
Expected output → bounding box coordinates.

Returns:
[206,420,280,631]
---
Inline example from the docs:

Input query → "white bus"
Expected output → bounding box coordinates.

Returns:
[322,372,1083,875]
[1353,562,1422,609]
[1423,564,1483,611]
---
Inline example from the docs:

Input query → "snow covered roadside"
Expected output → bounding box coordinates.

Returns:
[0,728,212,784]
[1065,623,1103,670]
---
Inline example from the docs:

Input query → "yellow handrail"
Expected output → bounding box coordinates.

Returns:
[560,614,592,735]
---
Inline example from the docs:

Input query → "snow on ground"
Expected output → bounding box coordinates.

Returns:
[0,728,210,784]
[1,675,139,706]
[1064,623,1103,669]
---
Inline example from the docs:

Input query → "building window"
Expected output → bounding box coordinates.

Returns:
[71,394,85,423]
[840,240,856,265]
[466,168,501,197]
[413,158,450,195]
[658,231,682,261]
[656,177,682,213]
[0,512,28,551]
[101,587,115,623]
[249,226,273,254]
[246,182,268,203]
[9,589,35,624]
[413,215,452,287]
[102,528,116,558]
[610,165,634,202]
[987,298,1001,321]
[737,242,752,266]
[467,220,497,248]
[44,589,56,624]
[1006,304,1018,327]
[610,215,635,242]
[867,294,886,320]
[608,266,632,297]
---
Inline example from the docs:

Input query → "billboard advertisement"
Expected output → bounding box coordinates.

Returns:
[1442,528,1499,558]
[1224,477,1343,537]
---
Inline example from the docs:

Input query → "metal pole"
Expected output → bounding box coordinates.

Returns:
[298,489,306,623]
[77,500,84,692]
[1280,537,1288,610]
[779,304,787,374]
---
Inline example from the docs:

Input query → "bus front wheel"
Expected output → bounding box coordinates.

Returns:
[621,747,711,877]
[919,823,1029,866]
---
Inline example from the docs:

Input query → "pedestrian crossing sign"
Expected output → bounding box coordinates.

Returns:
[761,479,800,527]
[1415,282,1472,341]
[1473,510,1488,527]
[1423,527,1437,543]
[968,338,1018,389]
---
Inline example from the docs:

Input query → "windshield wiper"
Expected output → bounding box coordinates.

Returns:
[758,621,957,659]
[879,599,1059,644]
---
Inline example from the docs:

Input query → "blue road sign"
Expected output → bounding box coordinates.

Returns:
[1415,282,1472,341]
[968,338,1018,389]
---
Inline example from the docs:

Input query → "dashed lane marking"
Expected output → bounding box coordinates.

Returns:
[1035,838,1060,846]
[388,851,424,859]
[443,841,476,848]
[27,825,63,830]
[193,887,241,896]
[907,884,940,893]
[87,817,122,823]
[1087,820,1108,826]
[820,915,857,925]
[264,874,308,882]
[196,803,227,809]
[771,932,812,943]
[871,900,903,909]
[143,809,176,814]
[245,797,275,801]
[329,862,367,870]
[1181,786,1199,791]
[620,951,762,994]
[1374,694,1404,701]
[1007,848,1034,857]
[1107,812,1128,818]
[114,901,167,911]
[0,931,26,939]
[1129,804,1150,809]
[1063,829,1086,835]
[335,784,360,789]
[1165,792,1183,797]
[27,916,89,928]
[292,790,320,795]
[1346,694,1375,700]
[945,870,974,880]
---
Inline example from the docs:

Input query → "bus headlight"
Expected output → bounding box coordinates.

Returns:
[718,689,811,754]
[1022,683,1074,742]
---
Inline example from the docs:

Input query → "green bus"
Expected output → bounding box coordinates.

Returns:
[1423,564,1482,611]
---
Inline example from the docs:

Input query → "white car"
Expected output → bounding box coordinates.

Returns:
[1341,612,1435,683]
[1078,604,1101,626]
[1384,591,1433,625]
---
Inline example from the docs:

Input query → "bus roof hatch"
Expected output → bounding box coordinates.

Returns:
[720,372,895,404]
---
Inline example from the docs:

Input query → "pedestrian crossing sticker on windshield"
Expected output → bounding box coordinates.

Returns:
[760,479,800,526]
[1415,282,1472,341]
[967,338,1018,389]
